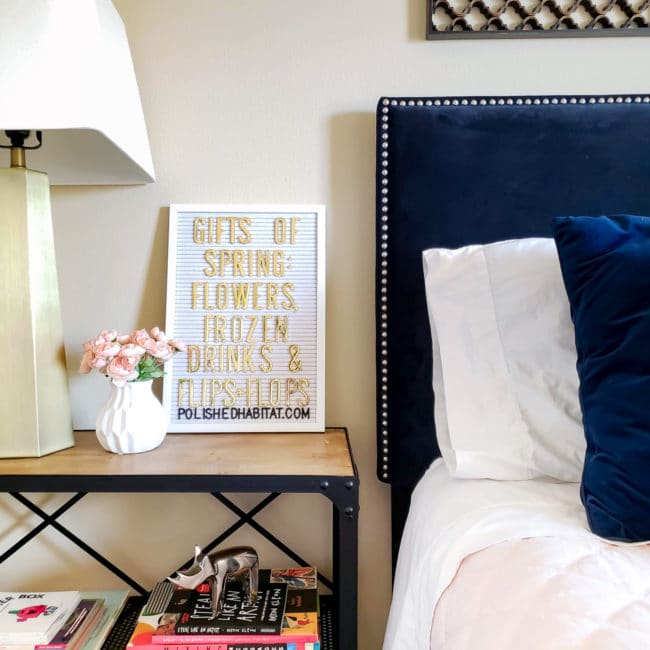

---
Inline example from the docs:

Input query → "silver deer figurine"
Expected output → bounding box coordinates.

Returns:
[168,545,259,619]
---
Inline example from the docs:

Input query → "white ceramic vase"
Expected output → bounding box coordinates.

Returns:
[95,379,167,454]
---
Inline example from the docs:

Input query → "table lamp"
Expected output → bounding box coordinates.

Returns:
[0,0,155,457]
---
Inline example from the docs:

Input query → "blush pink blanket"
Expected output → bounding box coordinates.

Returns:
[431,536,650,650]
[383,460,650,650]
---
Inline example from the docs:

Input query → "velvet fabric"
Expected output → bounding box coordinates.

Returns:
[376,96,650,497]
[554,214,650,542]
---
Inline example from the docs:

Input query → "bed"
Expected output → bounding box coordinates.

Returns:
[375,94,650,649]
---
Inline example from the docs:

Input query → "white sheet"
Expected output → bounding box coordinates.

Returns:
[382,459,649,650]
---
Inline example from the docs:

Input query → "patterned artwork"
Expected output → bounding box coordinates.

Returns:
[427,0,650,36]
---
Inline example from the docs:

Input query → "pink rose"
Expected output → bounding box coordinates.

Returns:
[144,339,174,361]
[130,328,153,347]
[105,344,144,381]
[79,338,121,373]
[80,326,184,381]
[98,329,118,343]
[169,339,187,353]
[150,326,167,341]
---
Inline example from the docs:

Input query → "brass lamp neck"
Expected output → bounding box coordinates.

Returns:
[1,130,42,168]
[10,146,26,168]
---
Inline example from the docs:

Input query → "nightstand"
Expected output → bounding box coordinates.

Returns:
[0,427,359,650]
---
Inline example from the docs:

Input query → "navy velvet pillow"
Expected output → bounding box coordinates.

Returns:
[554,214,650,542]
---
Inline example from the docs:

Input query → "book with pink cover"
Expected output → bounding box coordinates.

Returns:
[123,638,320,650]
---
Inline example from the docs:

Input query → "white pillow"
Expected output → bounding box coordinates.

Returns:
[422,237,584,481]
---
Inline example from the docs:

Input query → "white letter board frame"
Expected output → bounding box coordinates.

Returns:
[163,204,325,432]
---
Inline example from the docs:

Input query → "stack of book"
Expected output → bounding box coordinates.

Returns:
[0,590,130,650]
[126,567,320,650]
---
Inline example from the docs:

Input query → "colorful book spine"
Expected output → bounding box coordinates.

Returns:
[35,599,104,650]
[150,632,319,646]
[130,642,319,650]
[77,590,130,650]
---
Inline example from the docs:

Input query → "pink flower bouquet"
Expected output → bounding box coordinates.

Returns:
[80,327,185,383]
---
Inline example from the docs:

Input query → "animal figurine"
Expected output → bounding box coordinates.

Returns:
[168,545,259,619]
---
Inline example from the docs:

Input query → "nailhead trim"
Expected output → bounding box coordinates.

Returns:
[378,94,650,481]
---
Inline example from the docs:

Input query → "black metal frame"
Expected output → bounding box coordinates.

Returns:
[0,432,359,650]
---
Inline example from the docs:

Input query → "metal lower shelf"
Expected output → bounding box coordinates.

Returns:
[101,596,145,650]
[102,594,335,650]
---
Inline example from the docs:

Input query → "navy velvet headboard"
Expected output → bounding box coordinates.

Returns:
[375,94,650,565]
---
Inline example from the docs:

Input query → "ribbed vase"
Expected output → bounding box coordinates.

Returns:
[95,379,167,454]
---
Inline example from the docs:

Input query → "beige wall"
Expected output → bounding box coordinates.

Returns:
[2,2,650,649]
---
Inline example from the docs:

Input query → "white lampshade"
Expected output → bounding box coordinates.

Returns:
[0,0,155,184]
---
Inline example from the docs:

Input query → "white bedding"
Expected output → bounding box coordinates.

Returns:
[383,459,650,650]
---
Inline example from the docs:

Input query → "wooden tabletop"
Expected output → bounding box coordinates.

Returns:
[0,428,355,478]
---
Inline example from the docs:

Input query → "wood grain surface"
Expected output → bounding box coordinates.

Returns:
[0,428,354,477]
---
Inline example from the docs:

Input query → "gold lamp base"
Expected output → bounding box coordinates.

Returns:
[0,164,74,457]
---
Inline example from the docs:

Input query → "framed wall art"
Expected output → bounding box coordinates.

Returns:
[426,0,650,38]
[163,204,325,432]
